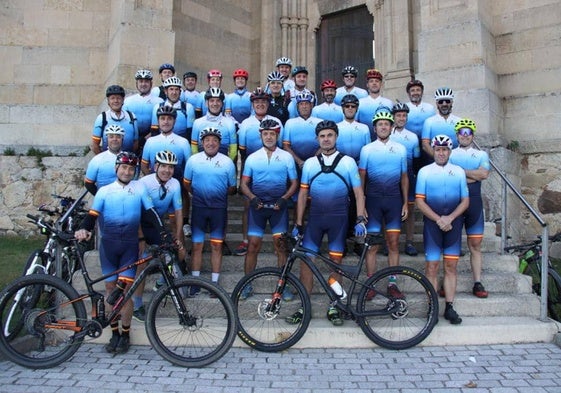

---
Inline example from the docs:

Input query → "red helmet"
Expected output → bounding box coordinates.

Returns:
[250,87,270,102]
[207,69,222,80]
[320,79,337,90]
[366,68,383,81]
[233,68,249,79]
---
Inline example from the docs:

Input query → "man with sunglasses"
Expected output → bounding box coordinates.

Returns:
[334,65,368,106]
[449,118,490,299]
[420,87,461,165]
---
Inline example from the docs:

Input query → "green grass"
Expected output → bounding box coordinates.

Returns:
[0,236,44,290]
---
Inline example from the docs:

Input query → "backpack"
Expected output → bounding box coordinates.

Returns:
[158,85,166,100]
[308,153,352,195]
[100,110,136,140]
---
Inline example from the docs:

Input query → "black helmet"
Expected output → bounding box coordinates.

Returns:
[315,120,338,136]
[392,102,410,114]
[159,63,175,73]
[250,87,270,102]
[259,119,281,133]
[204,87,225,101]
[105,85,125,97]
[341,65,358,76]
[340,94,359,106]
[183,71,197,80]
[156,105,177,118]
[115,151,139,166]
[292,66,308,77]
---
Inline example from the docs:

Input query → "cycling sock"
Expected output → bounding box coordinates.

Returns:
[212,272,220,283]
[191,270,200,277]
[121,325,130,338]
[183,217,189,225]
[133,295,143,310]
[110,322,119,336]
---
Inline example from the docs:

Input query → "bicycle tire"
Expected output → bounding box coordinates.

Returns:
[145,277,236,368]
[231,267,311,352]
[547,267,561,322]
[356,266,439,350]
[0,274,87,369]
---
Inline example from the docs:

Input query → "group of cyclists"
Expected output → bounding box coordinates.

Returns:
[78,56,491,353]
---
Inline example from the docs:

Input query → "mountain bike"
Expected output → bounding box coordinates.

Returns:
[0,219,236,369]
[231,233,439,352]
[504,231,561,321]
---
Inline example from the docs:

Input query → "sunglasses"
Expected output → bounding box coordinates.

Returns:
[457,129,473,136]
[159,184,168,200]
[343,104,357,109]
[343,74,356,78]
[437,99,451,104]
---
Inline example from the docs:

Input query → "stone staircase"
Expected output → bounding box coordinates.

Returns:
[78,193,560,348]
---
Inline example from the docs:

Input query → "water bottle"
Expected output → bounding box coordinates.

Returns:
[328,277,347,301]
[518,259,528,274]
[107,280,126,305]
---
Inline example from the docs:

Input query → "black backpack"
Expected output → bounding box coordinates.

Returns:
[308,153,352,195]
[100,110,136,140]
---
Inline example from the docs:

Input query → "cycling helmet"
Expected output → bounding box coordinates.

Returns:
[341,65,358,76]
[392,102,410,114]
[455,118,477,133]
[434,87,454,101]
[276,57,293,67]
[204,87,225,101]
[366,68,383,81]
[135,69,153,80]
[340,94,360,106]
[105,124,125,137]
[156,105,177,118]
[115,151,139,166]
[267,71,285,82]
[158,63,175,73]
[372,111,394,125]
[162,76,182,88]
[233,68,249,79]
[155,150,178,165]
[292,66,308,77]
[200,127,222,141]
[105,85,125,97]
[431,134,453,149]
[183,71,197,80]
[250,87,270,102]
[315,120,339,136]
[406,79,424,92]
[207,69,223,80]
[295,90,314,103]
[320,79,337,90]
[259,119,281,133]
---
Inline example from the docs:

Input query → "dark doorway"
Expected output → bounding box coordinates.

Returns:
[315,5,374,92]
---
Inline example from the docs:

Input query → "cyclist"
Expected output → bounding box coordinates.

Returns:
[450,118,490,298]
[287,66,316,118]
[91,85,139,155]
[421,87,461,165]
[276,56,295,91]
[150,76,195,141]
[356,69,393,139]
[359,111,408,299]
[141,106,192,237]
[84,124,124,195]
[238,119,298,297]
[190,88,237,162]
[265,70,291,125]
[288,120,366,326]
[151,63,175,100]
[75,152,167,354]
[311,79,344,123]
[334,65,368,105]
[389,102,421,256]
[336,94,371,163]
[224,68,252,125]
[416,135,469,325]
[180,71,202,116]
[404,79,435,140]
[235,88,284,257]
[134,150,186,321]
[183,127,237,295]
[123,69,164,152]
[196,69,223,117]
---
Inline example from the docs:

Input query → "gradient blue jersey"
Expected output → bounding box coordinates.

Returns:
[390,128,421,168]
[336,120,371,162]
[450,146,490,196]
[282,116,322,161]
[139,174,182,216]
[311,103,344,123]
[225,89,252,124]
[141,132,191,176]
[359,139,407,197]
[405,101,436,138]
[191,114,237,157]
[90,180,153,240]
[242,147,297,203]
[123,93,163,137]
[300,153,361,215]
[334,87,367,105]
[84,150,118,189]
[238,115,284,156]
[416,162,468,215]
[421,114,462,148]
[183,152,236,208]
[180,89,202,109]
[356,95,394,136]
[92,110,138,153]
[151,101,195,140]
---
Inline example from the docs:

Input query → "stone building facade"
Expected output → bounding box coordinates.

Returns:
[0,0,560,238]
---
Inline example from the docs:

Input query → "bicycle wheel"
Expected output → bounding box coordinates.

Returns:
[0,274,87,369]
[231,267,311,352]
[145,277,236,368]
[547,268,561,322]
[356,266,438,350]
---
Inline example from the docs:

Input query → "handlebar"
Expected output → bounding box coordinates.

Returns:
[504,231,561,253]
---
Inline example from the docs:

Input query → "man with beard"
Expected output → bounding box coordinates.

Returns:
[311,79,343,123]
[404,79,435,140]
[287,66,316,118]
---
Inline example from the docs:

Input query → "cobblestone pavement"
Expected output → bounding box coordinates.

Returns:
[1,343,561,392]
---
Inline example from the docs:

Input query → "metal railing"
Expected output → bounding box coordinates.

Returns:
[475,140,550,321]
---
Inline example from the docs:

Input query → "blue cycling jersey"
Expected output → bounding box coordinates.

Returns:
[405,101,436,138]
[151,101,195,140]
[450,146,490,196]
[123,93,163,137]
[421,113,462,148]
[390,128,421,168]
[359,139,407,197]
[84,150,118,189]
[224,89,252,124]
[191,114,237,157]
[334,86,368,105]
[356,95,393,136]
[138,174,182,217]
[92,110,138,153]
[282,116,322,161]
[238,115,284,156]
[311,103,344,123]
[336,120,371,162]
[141,132,191,176]
[416,162,469,215]
[180,89,202,109]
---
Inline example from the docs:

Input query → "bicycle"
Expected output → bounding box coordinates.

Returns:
[231,233,439,352]
[504,231,561,322]
[0,218,236,369]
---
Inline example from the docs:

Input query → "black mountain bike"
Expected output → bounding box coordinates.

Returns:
[231,233,439,352]
[504,231,561,321]
[0,219,236,369]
